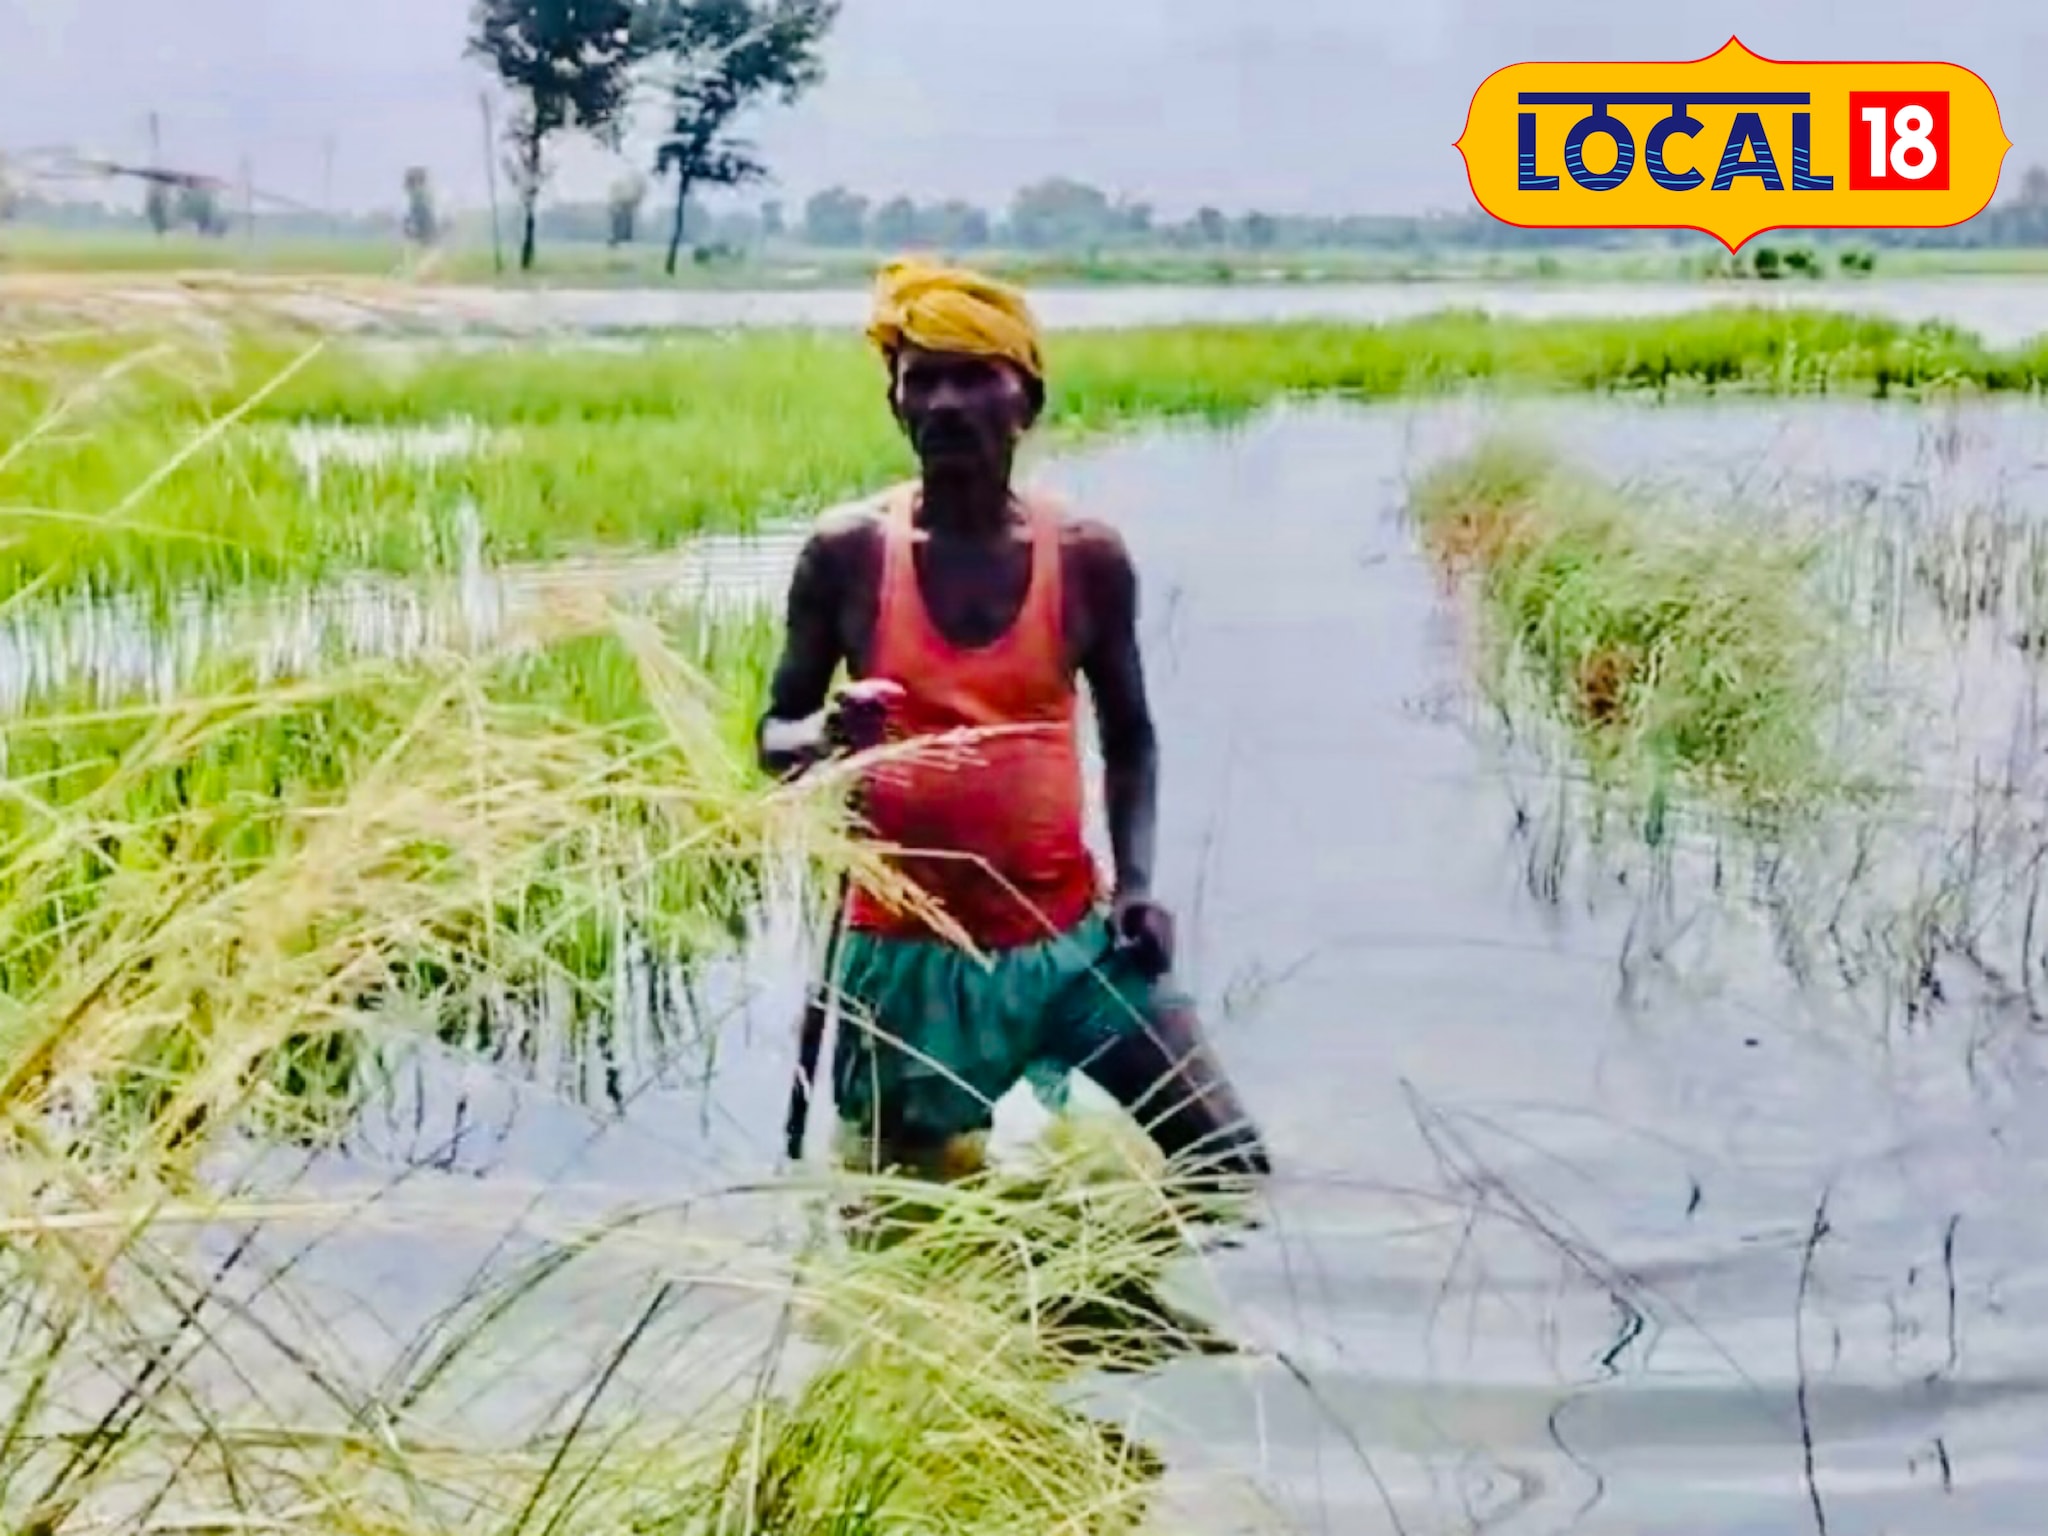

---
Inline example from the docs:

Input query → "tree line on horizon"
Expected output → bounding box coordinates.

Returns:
[21,164,2048,260]
[14,97,2048,264]
[511,157,2048,258]
[776,161,2048,257]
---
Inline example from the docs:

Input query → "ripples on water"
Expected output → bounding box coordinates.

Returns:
[1019,397,2048,1535]
[29,398,2048,1534]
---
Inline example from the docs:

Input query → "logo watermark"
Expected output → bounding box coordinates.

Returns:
[1454,37,2010,249]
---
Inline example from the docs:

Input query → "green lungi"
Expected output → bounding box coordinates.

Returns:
[829,908,1183,1155]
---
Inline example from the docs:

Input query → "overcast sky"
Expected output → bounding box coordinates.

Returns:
[4,0,2045,218]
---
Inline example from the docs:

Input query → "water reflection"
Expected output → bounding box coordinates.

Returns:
[0,501,802,715]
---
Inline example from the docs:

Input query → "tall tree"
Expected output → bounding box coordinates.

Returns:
[1007,177,1112,250]
[645,0,839,277]
[922,199,990,250]
[466,0,645,271]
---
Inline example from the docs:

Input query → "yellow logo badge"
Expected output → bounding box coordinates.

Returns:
[1454,36,2011,249]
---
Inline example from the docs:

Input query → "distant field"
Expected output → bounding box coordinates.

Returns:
[11,222,2044,287]
[4,303,2040,607]
[0,225,843,287]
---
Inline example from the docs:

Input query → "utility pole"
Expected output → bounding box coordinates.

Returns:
[480,90,504,275]
[240,155,254,250]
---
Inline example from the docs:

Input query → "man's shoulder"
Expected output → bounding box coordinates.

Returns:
[1027,490,1136,620]
[1047,505,1135,581]
[1021,483,1128,557]
[804,484,900,555]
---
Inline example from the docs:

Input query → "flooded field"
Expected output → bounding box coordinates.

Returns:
[55,274,2048,349]
[39,391,2048,1532]
[0,503,784,714]
[1036,398,2048,1535]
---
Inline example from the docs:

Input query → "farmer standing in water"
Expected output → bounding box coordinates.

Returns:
[758,256,1272,1191]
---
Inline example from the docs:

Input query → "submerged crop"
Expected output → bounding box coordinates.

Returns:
[5,298,2046,605]
[0,598,1255,1535]
[1408,435,1851,827]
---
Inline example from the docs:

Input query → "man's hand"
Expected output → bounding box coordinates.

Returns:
[824,678,905,755]
[760,679,905,779]
[1110,891,1176,980]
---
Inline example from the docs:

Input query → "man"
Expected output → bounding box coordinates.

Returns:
[757,256,1271,1193]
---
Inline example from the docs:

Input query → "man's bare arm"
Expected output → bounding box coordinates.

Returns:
[756,528,847,778]
[1075,523,1159,904]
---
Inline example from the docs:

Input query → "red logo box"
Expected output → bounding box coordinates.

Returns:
[1849,90,1950,190]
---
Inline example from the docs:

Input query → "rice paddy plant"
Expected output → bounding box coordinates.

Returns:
[1408,435,1853,830]
[0,410,901,605]
[1894,488,2048,652]
[7,300,2048,606]
[0,286,1265,1536]
[0,600,1255,1536]
[605,1141,1231,1536]
[1783,474,2048,1030]
[1413,415,2048,1043]
[0,604,819,1144]
[42,307,2005,431]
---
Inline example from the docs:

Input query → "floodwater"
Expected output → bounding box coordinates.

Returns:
[1032,399,2048,1535]
[0,498,784,714]
[29,394,2048,1532]
[257,275,2048,349]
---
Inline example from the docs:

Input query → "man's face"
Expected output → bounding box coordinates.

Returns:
[891,343,1037,480]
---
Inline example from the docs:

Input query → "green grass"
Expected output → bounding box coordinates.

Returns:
[0,603,1254,1536]
[0,226,1806,288]
[1406,428,2048,1035]
[0,610,793,1129]
[0,226,856,288]
[6,302,2046,606]
[37,302,2017,426]
[2,227,1614,288]
[0,431,1262,1515]
[24,222,2048,287]
[1408,436,1856,828]
[0,340,1259,1529]
[2,225,435,279]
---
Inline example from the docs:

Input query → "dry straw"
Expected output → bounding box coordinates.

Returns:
[0,289,1272,1536]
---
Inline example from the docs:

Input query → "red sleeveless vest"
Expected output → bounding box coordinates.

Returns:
[844,483,1103,949]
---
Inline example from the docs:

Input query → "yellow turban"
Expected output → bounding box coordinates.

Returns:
[865,256,1045,383]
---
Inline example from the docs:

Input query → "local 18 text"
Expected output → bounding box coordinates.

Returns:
[1515,90,1951,193]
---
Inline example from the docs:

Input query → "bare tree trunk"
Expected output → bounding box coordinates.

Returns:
[664,175,692,278]
[519,127,544,273]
